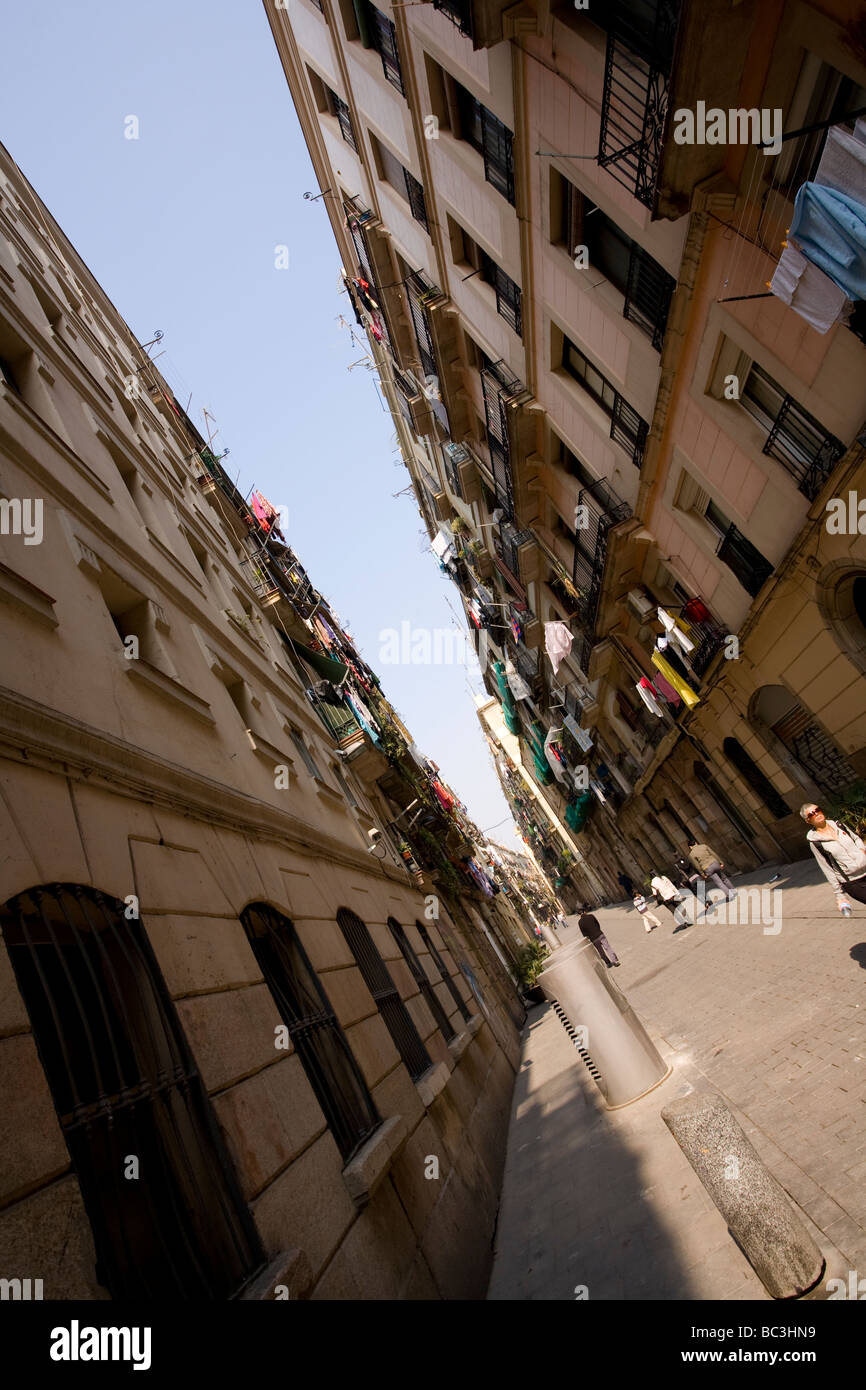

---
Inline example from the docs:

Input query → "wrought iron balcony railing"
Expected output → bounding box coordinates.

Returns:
[716,523,774,599]
[442,441,469,498]
[479,250,522,337]
[344,203,394,353]
[405,268,442,385]
[763,395,846,502]
[432,0,473,38]
[572,474,632,639]
[680,596,725,678]
[597,0,683,209]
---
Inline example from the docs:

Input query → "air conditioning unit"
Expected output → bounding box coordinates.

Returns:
[626,588,654,620]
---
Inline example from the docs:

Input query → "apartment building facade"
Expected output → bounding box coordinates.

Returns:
[267,0,866,900]
[0,139,525,1300]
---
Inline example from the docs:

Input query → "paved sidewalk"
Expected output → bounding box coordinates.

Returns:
[488,859,866,1300]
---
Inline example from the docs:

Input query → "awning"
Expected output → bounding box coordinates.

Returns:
[278,632,348,682]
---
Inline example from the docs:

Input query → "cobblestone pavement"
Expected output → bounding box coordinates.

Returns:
[488,858,866,1300]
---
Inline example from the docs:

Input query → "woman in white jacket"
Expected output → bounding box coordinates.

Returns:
[800,803,866,911]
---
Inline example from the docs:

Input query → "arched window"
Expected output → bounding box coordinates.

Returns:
[752,685,857,794]
[336,908,432,1081]
[240,903,379,1163]
[387,918,455,1042]
[415,920,472,1022]
[722,738,791,819]
[0,883,265,1299]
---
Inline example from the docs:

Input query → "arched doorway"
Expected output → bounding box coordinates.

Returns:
[752,685,857,795]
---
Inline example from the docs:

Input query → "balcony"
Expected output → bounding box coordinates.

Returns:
[679,596,725,678]
[597,0,683,210]
[493,520,534,600]
[343,199,415,368]
[480,356,530,518]
[716,524,774,599]
[762,394,846,503]
[572,475,632,638]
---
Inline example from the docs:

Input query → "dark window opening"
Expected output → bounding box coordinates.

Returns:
[337,908,432,1079]
[0,883,265,1300]
[241,902,380,1163]
[387,918,456,1041]
[415,920,471,1022]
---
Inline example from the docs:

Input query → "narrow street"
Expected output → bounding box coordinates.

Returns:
[489,858,866,1300]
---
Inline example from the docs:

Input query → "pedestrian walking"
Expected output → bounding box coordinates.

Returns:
[632,892,662,932]
[578,905,621,966]
[650,872,685,922]
[687,837,737,901]
[617,871,634,899]
[800,803,866,913]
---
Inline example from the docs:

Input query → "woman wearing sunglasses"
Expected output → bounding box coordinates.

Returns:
[800,803,866,913]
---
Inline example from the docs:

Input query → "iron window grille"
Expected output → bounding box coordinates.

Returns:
[560,180,674,348]
[716,522,774,598]
[415,921,471,1022]
[597,0,682,208]
[405,269,441,384]
[240,903,380,1163]
[403,169,429,231]
[624,243,676,349]
[387,918,456,1042]
[479,250,522,336]
[336,908,432,1080]
[742,365,846,502]
[432,0,473,39]
[0,883,266,1300]
[329,91,358,151]
[367,3,405,92]
[564,339,648,466]
[455,85,515,204]
[480,355,526,517]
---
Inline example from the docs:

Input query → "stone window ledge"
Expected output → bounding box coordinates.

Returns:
[0,560,58,629]
[448,1028,473,1062]
[125,658,215,724]
[415,1059,450,1108]
[240,1247,313,1301]
[341,1112,407,1207]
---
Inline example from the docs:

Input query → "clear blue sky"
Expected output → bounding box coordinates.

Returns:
[1,0,523,849]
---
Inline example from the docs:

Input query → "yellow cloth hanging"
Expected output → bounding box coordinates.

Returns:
[651,650,700,708]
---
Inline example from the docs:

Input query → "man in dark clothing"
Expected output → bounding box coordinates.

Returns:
[578,906,620,967]
[617,871,634,899]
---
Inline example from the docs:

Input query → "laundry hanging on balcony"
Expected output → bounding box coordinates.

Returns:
[788,181,866,301]
[250,490,285,540]
[544,620,573,676]
[654,635,693,684]
[345,689,380,743]
[657,607,695,656]
[769,244,852,333]
[543,726,570,783]
[430,779,455,813]
[651,651,700,708]
[504,658,532,701]
[510,613,523,642]
[636,678,665,717]
[650,671,681,707]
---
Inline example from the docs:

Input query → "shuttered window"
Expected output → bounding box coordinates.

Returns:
[337,908,432,1080]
